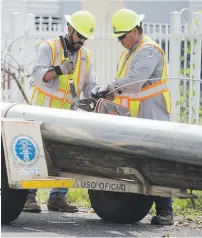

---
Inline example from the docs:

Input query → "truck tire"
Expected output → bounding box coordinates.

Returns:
[88,190,153,224]
[1,141,28,224]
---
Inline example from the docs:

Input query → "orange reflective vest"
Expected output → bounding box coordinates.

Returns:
[30,37,91,109]
[114,36,171,117]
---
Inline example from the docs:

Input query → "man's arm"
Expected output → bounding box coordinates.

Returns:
[32,42,74,85]
[32,42,57,85]
[110,45,163,93]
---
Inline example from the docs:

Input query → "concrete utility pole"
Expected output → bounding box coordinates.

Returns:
[82,0,124,26]
[82,0,125,85]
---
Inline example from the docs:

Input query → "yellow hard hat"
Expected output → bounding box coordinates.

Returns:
[65,10,96,39]
[112,8,145,38]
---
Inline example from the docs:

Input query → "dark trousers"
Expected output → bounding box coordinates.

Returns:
[153,196,173,215]
[27,188,68,200]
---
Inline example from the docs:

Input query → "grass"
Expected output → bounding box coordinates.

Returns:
[37,188,202,218]
[199,116,202,125]
[67,188,90,207]
[149,191,202,219]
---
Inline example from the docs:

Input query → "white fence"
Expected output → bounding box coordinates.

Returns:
[1,9,202,124]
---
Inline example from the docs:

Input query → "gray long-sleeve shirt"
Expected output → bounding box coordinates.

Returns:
[32,41,98,99]
[111,43,170,121]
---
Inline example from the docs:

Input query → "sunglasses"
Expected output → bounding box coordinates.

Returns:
[116,30,131,41]
[118,33,127,41]
[67,23,88,40]
[75,30,87,40]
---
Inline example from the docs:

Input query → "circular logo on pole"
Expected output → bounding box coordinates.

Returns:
[12,136,39,166]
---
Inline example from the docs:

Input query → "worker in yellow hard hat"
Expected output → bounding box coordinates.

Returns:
[112,8,173,226]
[24,10,99,214]
[92,8,173,226]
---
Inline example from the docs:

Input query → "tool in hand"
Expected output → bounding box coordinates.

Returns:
[59,35,79,110]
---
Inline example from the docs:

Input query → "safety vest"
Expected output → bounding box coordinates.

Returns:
[30,37,91,109]
[114,35,171,117]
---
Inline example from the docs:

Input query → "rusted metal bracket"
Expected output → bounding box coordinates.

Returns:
[117,167,147,185]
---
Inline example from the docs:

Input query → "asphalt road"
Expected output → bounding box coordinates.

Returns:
[2,206,202,237]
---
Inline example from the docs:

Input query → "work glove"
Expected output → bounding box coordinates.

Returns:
[54,60,74,75]
[91,85,114,101]
[60,60,74,74]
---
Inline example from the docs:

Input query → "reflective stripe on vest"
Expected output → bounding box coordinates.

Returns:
[114,35,171,117]
[30,37,90,109]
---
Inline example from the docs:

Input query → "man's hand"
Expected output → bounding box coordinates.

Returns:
[60,60,74,75]
[91,85,114,101]
[54,60,74,76]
